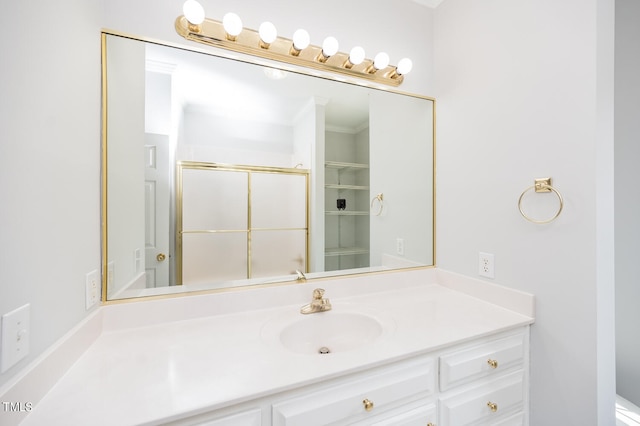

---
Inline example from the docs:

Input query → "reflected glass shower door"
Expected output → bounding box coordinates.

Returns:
[250,172,308,278]
[177,162,308,286]
[180,167,249,285]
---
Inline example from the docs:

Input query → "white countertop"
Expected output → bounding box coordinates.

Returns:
[19,270,534,426]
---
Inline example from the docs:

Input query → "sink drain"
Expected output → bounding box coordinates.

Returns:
[318,346,331,354]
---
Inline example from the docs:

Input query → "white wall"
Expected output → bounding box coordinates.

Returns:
[179,107,294,166]
[434,0,616,424]
[0,0,102,388]
[615,0,640,408]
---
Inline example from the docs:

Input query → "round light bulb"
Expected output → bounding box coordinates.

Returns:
[259,21,277,44]
[183,0,205,25]
[292,29,310,51]
[397,58,413,75]
[349,46,366,66]
[222,12,243,37]
[373,52,390,70]
[322,36,339,57]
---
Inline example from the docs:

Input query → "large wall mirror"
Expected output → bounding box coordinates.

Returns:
[102,31,435,301]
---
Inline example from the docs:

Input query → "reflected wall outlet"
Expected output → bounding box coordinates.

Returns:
[1,303,30,373]
[396,238,404,256]
[85,269,99,310]
[134,248,142,274]
[479,252,495,278]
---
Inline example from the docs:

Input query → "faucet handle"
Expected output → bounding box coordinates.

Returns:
[312,288,325,299]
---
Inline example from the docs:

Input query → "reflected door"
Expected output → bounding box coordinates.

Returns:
[144,133,170,287]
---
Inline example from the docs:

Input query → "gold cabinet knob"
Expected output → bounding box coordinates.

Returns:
[363,399,374,411]
[487,401,498,412]
[427,423,436,426]
[487,358,498,369]
[156,253,166,262]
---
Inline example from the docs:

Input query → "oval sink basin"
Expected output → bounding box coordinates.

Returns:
[261,304,395,355]
[280,312,382,355]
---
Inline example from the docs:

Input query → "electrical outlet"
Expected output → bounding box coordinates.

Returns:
[85,269,99,310]
[134,248,142,274]
[1,304,30,373]
[479,252,495,278]
[396,238,404,255]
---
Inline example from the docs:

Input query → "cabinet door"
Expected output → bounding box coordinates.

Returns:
[439,371,524,426]
[272,357,436,426]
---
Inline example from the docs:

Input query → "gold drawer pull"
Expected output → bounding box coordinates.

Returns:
[487,358,498,369]
[487,401,498,412]
[427,423,436,426]
[363,398,374,411]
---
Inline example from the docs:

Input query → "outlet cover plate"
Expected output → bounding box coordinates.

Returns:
[86,270,99,310]
[479,252,495,279]
[1,303,30,373]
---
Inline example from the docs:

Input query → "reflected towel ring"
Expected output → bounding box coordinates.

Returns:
[371,193,384,216]
[518,178,564,224]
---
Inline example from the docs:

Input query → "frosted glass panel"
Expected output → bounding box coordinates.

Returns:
[251,173,306,229]
[182,169,248,230]
[182,233,247,284]
[251,230,306,277]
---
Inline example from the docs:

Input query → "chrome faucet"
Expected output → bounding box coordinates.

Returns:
[300,288,332,314]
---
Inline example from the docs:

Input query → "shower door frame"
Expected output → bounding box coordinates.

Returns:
[175,161,310,285]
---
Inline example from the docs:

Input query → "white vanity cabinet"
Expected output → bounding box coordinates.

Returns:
[187,408,262,426]
[272,356,437,426]
[438,328,529,425]
[168,327,529,426]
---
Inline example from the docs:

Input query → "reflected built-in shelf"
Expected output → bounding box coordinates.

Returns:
[325,161,369,172]
[325,211,369,216]
[325,183,369,191]
[325,161,369,191]
[325,247,369,257]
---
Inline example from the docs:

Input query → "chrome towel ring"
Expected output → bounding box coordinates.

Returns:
[518,178,564,224]
[371,193,384,216]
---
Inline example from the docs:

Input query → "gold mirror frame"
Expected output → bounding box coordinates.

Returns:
[101,30,436,304]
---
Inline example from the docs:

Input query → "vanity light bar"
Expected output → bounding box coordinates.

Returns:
[175,7,412,86]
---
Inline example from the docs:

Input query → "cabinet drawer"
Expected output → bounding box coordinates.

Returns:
[368,402,437,426]
[484,411,525,426]
[439,371,524,426]
[272,357,436,426]
[439,332,525,391]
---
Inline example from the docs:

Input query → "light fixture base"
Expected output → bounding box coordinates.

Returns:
[175,16,405,86]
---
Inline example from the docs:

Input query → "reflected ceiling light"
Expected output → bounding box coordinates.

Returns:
[264,67,288,80]
[222,12,243,41]
[344,46,365,69]
[317,36,339,63]
[175,4,413,86]
[182,0,205,31]
[258,21,277,48]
